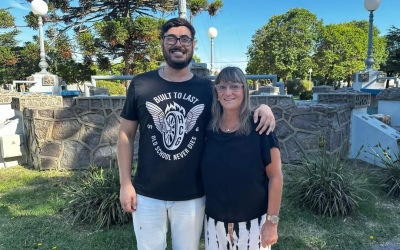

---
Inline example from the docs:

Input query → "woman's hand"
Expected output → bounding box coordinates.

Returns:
[260,221,278,247]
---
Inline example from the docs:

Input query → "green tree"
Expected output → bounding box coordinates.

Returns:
[0,8,20,85]
[30,0,177,76]
[46,34,95,85]
[381,26,400,87]
[90,16,165,75]
[12,41,41,81]
[313,21,387,86]
[20,8,96,85]
[30,0,223,76]
[187,0,223,24]
[246,8,323,81]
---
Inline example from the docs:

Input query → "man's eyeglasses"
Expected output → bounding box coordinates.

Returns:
[163,35,193,46]
[215,84,244,93]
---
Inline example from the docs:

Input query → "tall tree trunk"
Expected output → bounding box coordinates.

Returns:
[123,37,134,89]
[386,71,393,88]
[346,74,352,87]
[190,13,194,25]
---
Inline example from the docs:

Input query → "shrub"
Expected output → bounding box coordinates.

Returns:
[286,79,306,96]
[368,143,400,198]
[299,90,312,100]
[96,80,126,96]
[63,159,131,229]
[287,138,365,217]
[303,80,314,91]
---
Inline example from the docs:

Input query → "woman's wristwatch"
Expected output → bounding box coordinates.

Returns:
[266,214,279,224]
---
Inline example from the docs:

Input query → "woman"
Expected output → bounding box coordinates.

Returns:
[201,67,283,250]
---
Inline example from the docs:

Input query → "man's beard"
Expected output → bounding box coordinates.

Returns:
[162,46,193,69]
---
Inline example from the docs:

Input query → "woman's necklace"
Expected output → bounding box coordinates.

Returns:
[162,67,191,82]
[222,118,239,133]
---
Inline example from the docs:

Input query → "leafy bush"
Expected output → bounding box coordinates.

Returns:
[96,80,126,96]
[286,79,306,96]
[287,138,366,217]
[63,159,131,229]
[303,80,314,91]
[369,143,400,198]
[299,90,312,100]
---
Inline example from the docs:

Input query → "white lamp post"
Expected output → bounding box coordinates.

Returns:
[308,68,312,82]
[31,0,49,74]
[207,27,218,74]
[178,0,187,19]
[364,0,380,71]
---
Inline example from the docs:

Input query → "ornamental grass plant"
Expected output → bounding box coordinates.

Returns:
[286,139,370,217]
[63,159,132,229]
[367,143,400,198]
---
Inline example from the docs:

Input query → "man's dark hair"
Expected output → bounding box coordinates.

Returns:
[160,18,196,39]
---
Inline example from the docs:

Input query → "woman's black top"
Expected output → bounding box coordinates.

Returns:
[201,118,279,222]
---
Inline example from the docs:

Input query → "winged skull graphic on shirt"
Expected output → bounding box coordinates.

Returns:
[146,101,204,156]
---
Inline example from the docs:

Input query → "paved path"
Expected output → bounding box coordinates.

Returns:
[373,242,400,250]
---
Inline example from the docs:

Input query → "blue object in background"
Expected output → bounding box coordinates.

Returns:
[61,90,80,96]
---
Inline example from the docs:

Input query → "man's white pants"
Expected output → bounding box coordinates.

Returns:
[132,194,205,250]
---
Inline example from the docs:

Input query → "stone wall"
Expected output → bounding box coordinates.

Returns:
[19,93,358,170]
[23,97,127,170]
[251,96,351,163]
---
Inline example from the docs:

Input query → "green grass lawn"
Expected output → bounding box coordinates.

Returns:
[0,163,399,250]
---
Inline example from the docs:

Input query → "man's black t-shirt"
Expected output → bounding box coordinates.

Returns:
[201,119,279,222]
[120,70,213,200]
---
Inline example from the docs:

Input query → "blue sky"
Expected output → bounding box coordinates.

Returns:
[2,0,400,72]
[191,0,400,71]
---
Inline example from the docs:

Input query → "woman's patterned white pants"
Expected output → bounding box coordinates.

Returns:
[204,214,271,250]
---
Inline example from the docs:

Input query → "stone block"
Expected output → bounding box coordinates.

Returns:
[93,145,117,168]
[55,108,75,119]
[317,92,371,108]
[90,87,109,96]
[11,93,63,111]
[376,87,400,101]
[61,141,91,169]
[190,63,209,78]
[52,120,81,140]
[41,141,62,157]
[250,95,295,109]
[295,132,320,150]
[258,86,279,95]
[101,115,120,144]
[90,99,103,109]
[370,114,391,126]
[275,120,294,140]
[80,126,102,149]
[0,89,23,104]
[34,120,52,140]
[41,158,58,170]
[312,85,334,93]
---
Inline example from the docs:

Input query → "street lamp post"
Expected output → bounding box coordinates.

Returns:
[178,0,187,19]
[31,0,49,74]
[207,27,218,74]
[364,0,381,71]
[308,68,312,82]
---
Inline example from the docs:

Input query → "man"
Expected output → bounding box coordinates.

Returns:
[117,17,275,250]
